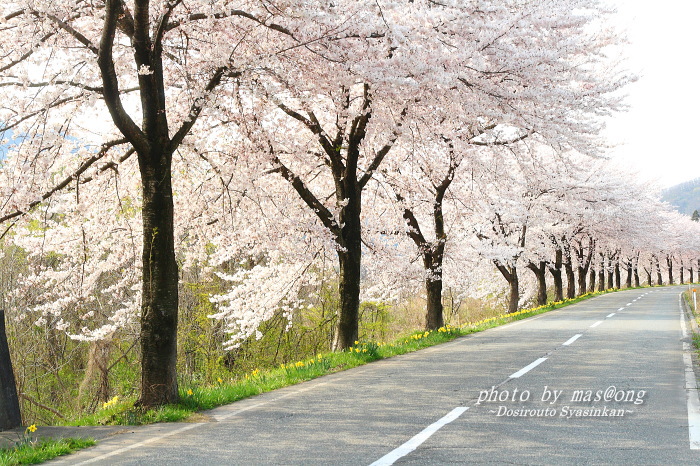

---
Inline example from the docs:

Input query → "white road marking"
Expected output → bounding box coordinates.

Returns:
[509,358,548,378]
[618,308,625,311]
[607,313,616,318]
[626,303,632,306]
[562,334,582,346]
[678,294,700,450]
[369,407,469,466]
[590,321,603,328]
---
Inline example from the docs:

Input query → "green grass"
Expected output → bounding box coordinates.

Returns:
[0,437,95,465]
[66,290,612,427]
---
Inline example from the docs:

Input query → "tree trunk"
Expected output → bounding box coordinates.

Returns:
[614,261,621,289]
[333,192,362,350]
[667,255,674,285]
[690,267,695,284]
[565,262,576,299]
[625,261,633,288]
[589,267,596,293]
[549,249,564,302]
[496,262,519,314]
[425,263,445,330]
[655,256,663,286]
[574,236,593,296]
[597,254,605,292]
[527,261,548,306]
[139,157,179,406]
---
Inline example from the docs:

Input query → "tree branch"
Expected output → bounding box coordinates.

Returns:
[0,139,131,224]
[98,0,148,155]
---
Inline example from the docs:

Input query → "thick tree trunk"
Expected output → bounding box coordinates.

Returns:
[680,265,685,285]
[496,262,519,314]
[614,261,621,289]
[333,191,362,350]
[549,249,564,302]
[667,256,674,285]
[565,262,576,299]
[335,245,361,349]
[425,267,445,330]
[589,267,596,293]
[577,266,588,296]
[597,254,605,292]
[634,267,640,287]
[690,267,695,284]
[507,269,519,314]
[139,159,179,406]
[527,261,548,306]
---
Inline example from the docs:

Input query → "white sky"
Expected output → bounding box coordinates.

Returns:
[604,0,700,188]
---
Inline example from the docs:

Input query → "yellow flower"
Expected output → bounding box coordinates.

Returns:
[354,341,359,345]
[27,424,37,433]
[362,349,367,353]
[187,389,193,396]
[217,377,223,383]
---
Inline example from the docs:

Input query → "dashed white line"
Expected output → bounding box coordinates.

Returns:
[509,358,548,378]
[590,321,603,328]
[626,303,632,306]
[618,308,625,311]
[607,313,616,318]
[562,334,582,346]
[369,407,469,466]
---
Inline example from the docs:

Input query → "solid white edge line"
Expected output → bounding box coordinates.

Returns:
[369,407,469,466]
[678,295,700,450]
[509,357,548,378]
[590,321,603,328]
[607,313,616,318]
[562,334,582,346]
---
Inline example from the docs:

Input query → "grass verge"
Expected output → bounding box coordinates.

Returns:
[0,433,95,465]
[65,290,612,427]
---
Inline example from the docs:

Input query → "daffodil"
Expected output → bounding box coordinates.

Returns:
[187,389,193,396]
[27,424,37,433]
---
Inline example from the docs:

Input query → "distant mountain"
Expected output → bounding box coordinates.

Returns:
[662,178,700,215]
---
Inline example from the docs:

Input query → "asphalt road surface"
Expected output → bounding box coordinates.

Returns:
[53,286,700,465]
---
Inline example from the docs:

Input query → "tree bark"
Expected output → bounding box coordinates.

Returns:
[667,255,674,285]
[496,262,519,314]
[564,252,576,299]
[597,254,605,292]
[655,256,663,285]
[333,179,362,350]
[589,267,596,293]
[614,261,621,289]
[549,248,564,301]
[574,237,593,296]
[138,155,179,406]
[425,264,445,330]
[527,261,548,306]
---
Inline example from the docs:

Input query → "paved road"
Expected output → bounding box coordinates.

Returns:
[53,286,700,464]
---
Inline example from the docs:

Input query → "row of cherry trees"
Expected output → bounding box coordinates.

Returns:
[0,0,688,408]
